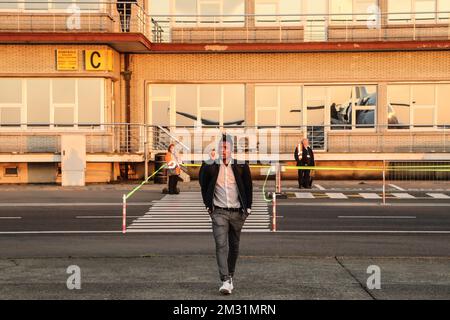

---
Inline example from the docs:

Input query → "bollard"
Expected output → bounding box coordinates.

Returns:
[272,192,277,232]
[382,160,386,205]
[122,194,127,234]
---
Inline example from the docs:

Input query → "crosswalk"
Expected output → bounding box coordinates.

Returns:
[127,192,271,233]
[292,192,450,200]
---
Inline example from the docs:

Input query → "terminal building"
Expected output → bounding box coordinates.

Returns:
[0,0,449,184]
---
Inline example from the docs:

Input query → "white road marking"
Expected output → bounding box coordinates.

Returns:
[326,193,347,199]
[76,216,142,219]
[281,202,450,207]
[0,202,152,207]
[389,184,406,191]
[338,216,416,219]
[274,230,450,234]
[426,193,450,199]
[128,193,270,232]
[294,192,314,199]
[359,193,381,199]
[392,193,415,199]
[0,217,22,219]
[314,184,325,190]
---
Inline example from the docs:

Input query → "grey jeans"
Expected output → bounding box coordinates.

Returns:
[211,208,247,282]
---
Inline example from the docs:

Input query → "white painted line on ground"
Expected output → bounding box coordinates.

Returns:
[359,193,381,199]
[426,193,450,199]
[389,184,406,191]
[280,202,450,207]
[294,192,314,199]
[0,203,152,207]
[0,231,123,235]
[314,184,325,190]
[392,193,415,199]
[338,216,416,219]
[326,193,347,199]
[275,230,450,234]
[76,216,142,219]
[0,217,22,219]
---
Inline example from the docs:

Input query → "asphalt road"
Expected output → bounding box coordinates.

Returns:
[0,187,449,299]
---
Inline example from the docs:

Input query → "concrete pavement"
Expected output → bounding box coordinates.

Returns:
[1,255,449,300]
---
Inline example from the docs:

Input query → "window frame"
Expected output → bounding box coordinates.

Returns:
[0,78,105,131]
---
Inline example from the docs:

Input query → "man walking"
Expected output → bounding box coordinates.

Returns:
[199,134,252,295]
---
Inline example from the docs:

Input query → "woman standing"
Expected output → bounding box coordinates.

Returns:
[294,138,315,189]
[165,144,181,194]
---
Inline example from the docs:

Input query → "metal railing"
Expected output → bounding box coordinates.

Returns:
[149,11,450,43]
[0,123,449,155]
[0,1,149,37]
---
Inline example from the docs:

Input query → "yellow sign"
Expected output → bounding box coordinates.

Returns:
[56,49,78,71]
[85,50,113,71]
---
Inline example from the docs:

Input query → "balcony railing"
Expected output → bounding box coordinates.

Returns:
[0,1,150,37]
[1,124,448,155]
[149,11,450,43]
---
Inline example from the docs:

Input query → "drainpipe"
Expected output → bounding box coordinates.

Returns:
[121,53,132,179]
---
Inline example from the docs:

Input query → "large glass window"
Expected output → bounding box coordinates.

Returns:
[150,84,245,127]
[388,0,444,23]
[255,85,302,127]
[173,0,245,26]
[19,0,101,11]
[387,84,445,129]
[0,78,104,128]
[255,0,302,26]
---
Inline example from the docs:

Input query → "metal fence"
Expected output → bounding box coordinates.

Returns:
[0,124,449,155]
[0,1,149,36]
[150,11,450,43]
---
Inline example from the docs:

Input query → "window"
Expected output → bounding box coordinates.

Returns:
[388,0,441,23]
[173,0,244,27]
[388,0,413,22]
[330,0,378,24]
[149,84,245,127]
[255,0,302,26]
[330,0,353,23]
[27,79,51,126]
[438,0,450,20]
[0,1,18,9]
[387,84,444,129]
[0,78,104,128]
[175,85,198,126]
[437,85,450,127]
[4,167,18,176]
[0,79,22,127]
[415,0,436,21]
[255,85,302,127]
[15,0,101,11]
[78,79,102,125]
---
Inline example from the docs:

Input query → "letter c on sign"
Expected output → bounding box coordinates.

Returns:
[90,51,101,69]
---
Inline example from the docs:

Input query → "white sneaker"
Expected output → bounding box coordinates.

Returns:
[230,278,234,291]
[219,279,233,295]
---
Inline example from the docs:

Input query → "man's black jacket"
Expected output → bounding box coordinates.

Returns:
[199,161,253,216]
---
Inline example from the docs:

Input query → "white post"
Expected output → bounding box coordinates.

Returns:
[122,194,127,234]
[382,160,386,205]
[272,192,277,232]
